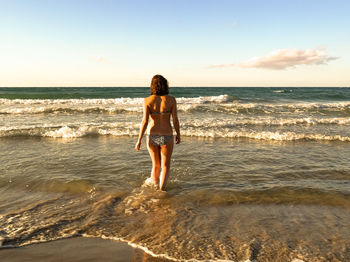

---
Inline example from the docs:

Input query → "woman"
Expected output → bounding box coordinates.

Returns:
[135,75,180,191]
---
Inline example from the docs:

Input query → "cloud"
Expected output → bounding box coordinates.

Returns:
[92,56,111,64]
[208,47,338,70]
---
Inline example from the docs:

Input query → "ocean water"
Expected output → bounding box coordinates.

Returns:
[0,87,349,261]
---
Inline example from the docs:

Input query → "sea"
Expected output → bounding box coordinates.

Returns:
[0,87,349,261]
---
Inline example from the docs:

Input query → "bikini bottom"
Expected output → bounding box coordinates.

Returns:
[148,134,173,146]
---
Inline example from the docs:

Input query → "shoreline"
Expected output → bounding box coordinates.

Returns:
[0,237,170,262]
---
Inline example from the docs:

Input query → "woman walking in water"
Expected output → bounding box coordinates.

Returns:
[135,75,181,191]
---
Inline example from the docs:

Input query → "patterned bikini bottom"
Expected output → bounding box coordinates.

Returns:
[148,134,173,146]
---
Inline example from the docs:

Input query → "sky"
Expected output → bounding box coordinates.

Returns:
[0,0,349,87]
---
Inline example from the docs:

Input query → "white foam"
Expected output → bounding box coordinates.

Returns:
[141,177,158,188]
[0,123,140,138]
[181,129,350,142]
[2,97,350,115]
[43,126,96,138]
[0,96,229,107]
[0,98,144,106]
[1,123,350,142]
[82,234,236,262]
[182,117,350,127]
[0,96,229,115]
[177,94,232,104]
[1,97,349,107]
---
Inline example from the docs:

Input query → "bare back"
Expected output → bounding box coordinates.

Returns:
[145,95,176,135]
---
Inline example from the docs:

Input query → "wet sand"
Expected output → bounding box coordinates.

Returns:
[0,237,170,262]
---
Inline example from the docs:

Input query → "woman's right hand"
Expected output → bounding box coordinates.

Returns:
[135,140,141,151]
[176,134,181,144]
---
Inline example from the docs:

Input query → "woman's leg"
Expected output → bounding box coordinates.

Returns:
[159,137,174,191]
[146,137,161,185]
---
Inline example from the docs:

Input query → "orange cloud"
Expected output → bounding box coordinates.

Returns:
[208,47,338,70]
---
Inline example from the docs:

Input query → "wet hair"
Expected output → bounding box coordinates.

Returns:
[150,75,169,96]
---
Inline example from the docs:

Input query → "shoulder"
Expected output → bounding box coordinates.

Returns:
[166,95,176,102]
[144,96,154,103]
[165,96,176,109]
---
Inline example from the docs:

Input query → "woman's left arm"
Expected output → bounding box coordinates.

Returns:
[135,99,149,151]
[171,98,181,144]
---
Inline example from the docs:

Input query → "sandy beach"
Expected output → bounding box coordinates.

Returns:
[0,237,170,262]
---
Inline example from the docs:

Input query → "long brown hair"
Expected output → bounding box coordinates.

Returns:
[150,75,169,96]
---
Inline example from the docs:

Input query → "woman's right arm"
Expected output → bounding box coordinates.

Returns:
[172,98,181,144]
[135,99,149,151]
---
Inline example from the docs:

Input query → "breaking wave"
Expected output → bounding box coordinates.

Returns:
[2,96,350,116]
[1,124,350,141]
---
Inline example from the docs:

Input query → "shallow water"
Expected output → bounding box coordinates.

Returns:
[0,136,349,261]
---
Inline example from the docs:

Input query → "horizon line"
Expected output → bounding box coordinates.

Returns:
[0,86,349,88]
